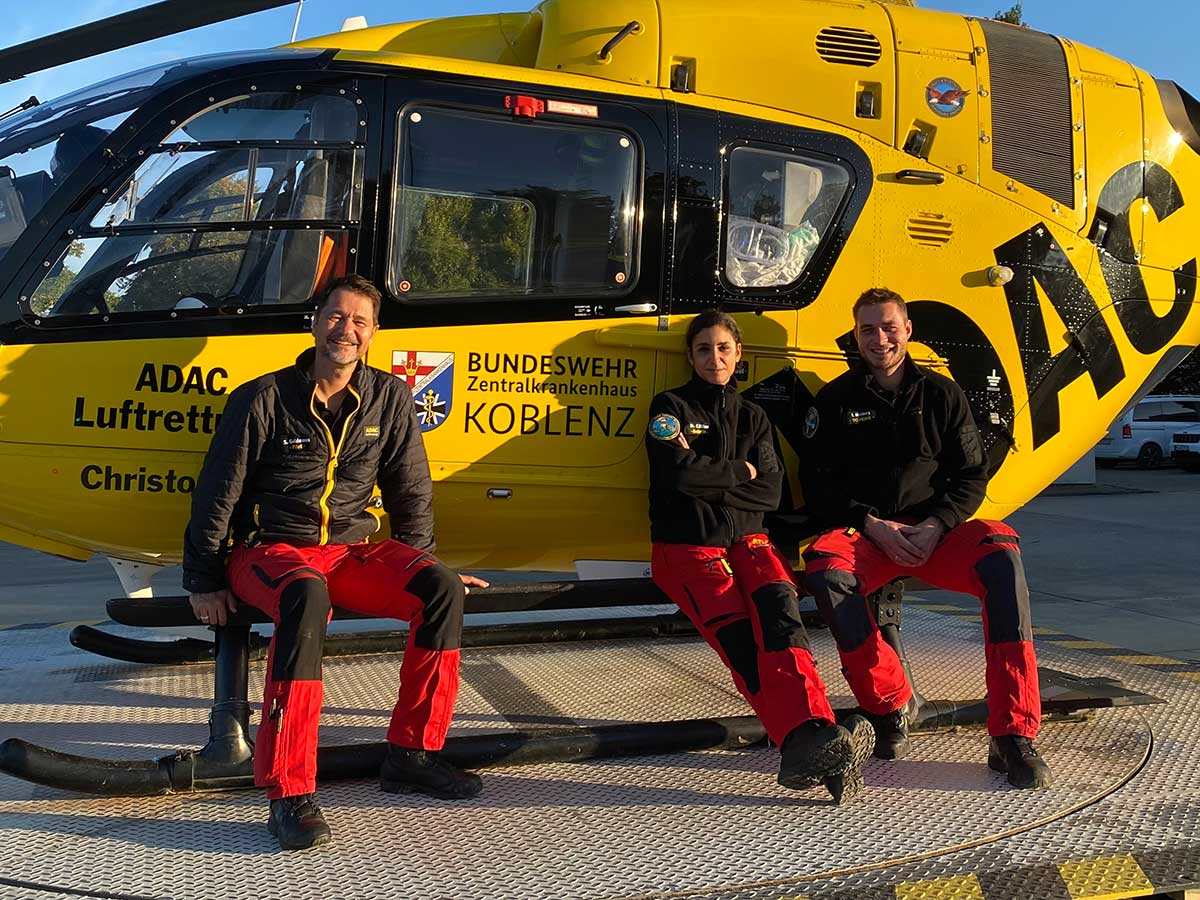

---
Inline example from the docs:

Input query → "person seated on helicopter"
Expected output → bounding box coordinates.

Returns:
[183,274,489,851]
[645,311,874,805]
[798,287,1050,789]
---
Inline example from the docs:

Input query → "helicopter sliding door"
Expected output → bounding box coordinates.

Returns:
[373,76,667,572]
[0,67,378,562]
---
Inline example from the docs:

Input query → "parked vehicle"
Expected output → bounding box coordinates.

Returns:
[1171,424,1200,472]
[1095,396,1200,468]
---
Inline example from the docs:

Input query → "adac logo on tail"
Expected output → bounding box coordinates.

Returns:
[392,351,454,432]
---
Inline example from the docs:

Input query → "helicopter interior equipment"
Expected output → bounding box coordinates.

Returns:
[0,0,1194,792]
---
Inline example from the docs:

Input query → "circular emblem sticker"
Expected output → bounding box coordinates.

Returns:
[926,77,968,118]
[803,406,820,439]
[649,413,682,442]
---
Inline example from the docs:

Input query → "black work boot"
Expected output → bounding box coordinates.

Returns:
[380,745,483,799]
[267,793,332,851]
[778,715,875,804]
[988,735,1053,789]
[865,698,914,760]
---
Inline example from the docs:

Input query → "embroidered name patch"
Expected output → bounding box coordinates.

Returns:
[282,436,313,451]
[846,409,877,426]
[684,422,710,436]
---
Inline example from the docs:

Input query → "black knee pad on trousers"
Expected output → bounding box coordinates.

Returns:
[750,583,811,653]
[274,577,331,682]
[714,618,762,696]
[406,563,465,650]
[975,549,1033,643]
[803,568,874,652]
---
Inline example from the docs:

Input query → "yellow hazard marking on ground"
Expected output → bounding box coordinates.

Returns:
[1033,627,1065,635]
[1058,854,1155,899]
[952,615,983,622]
[1176,672,1200,681]
[894,874,985,900]
[1106,654,1188,666]
[1049,640,1117,649]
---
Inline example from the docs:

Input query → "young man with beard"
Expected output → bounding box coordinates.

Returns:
[184,274,488,850]
[798,288,1050,789]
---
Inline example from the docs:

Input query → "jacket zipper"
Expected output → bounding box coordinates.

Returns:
[717,387,736,541]
[309,384,361,545]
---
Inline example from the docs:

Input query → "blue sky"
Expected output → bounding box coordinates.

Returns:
[2,1,1197,120]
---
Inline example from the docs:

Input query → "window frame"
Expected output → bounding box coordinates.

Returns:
[387,99,645,306]
[17,78,370,330]
[718,140,857,299]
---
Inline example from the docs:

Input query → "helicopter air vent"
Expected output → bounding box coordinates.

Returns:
[906,213,953,247]
[815,27,883,67]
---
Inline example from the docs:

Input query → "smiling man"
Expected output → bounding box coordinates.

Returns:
[797,288,1050,790]
[183,274,487,851]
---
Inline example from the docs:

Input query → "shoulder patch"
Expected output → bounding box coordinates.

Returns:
[803,406,820,439]
[649,413,682,441]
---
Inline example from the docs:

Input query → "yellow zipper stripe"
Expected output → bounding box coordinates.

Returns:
[309,384,361,546]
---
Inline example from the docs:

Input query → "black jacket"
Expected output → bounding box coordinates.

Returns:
[799,357,986,532]
[646,376,783,546]
[182,348,433,593]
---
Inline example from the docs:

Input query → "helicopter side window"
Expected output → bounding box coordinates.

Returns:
[723,146,851,290]
[391,106,639,300]
[24,90,364,320]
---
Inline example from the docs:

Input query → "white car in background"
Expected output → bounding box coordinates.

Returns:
[1095,395,1200,468]
[1170,424,1200,472]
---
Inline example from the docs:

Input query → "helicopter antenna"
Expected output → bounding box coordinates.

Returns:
[290,0,305,43]
[0,0,298,84]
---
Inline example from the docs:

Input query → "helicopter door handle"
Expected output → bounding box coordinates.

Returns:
[487,489,513,500]
[614,303,658,314]
[895,169,945,185]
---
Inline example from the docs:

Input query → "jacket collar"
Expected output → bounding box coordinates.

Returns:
[294,347,367,391]
[687,372,739,402]
[853,354,924,392]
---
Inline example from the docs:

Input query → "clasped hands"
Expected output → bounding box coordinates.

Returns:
[863,514,945,568]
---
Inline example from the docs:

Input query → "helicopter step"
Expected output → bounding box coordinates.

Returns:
[0,602,1190,900]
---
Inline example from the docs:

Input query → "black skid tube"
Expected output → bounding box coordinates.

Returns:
[69,613,705,666]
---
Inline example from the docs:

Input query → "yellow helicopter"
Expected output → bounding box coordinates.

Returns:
[0,0,1197,595]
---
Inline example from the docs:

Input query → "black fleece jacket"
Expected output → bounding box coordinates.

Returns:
[646,376,783,547]
[798,357,986,532]
[182,348,433,593]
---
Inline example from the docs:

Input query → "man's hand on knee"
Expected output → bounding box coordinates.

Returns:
[189,589,238,626]
[864,514,925,567]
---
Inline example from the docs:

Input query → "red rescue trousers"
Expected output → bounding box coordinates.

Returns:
[652,534,836,746]
[228,540,465,800]
[802,519,1040,738]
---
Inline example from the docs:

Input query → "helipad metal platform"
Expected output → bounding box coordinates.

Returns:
[0,604,1198,900]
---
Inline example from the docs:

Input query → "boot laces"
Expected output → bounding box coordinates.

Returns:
[284,794,322,818]
[1011,736,1040,759]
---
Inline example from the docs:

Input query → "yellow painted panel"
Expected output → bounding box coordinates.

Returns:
[1051,640,1116,650]
[895,873,985,900]
[1059,854,1154,900]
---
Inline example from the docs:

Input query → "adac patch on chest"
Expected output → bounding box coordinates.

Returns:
[364,424,380,439]
[684,422,710,436]
[845,409,877,426]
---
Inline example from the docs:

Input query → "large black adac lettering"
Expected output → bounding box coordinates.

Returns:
[994,225,1125,450]
[1093,161,1197,354]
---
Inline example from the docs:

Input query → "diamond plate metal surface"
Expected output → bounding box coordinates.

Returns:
[0,607,1196,900]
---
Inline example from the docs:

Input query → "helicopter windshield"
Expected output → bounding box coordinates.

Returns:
[0,50,322,271]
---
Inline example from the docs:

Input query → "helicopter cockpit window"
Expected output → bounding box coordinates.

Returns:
[25,88,364,320]
[391,106,639,300]
[0,51,322,275]
[724,146,851,290]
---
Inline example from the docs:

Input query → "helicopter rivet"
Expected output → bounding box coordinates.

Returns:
[138,150,144,155]
[34,319,41,325]
[349,247,356,254]
[1076,170,1084,180]
[67,229,74,236]
[356,98,362,105]
[237,308,244,314]
[101,188,108,193]
[359,121,366,127]
[251,85,257,91]
[295,85,302,90]
[103,316,109,322]
[975,46,985,55]
[339,89,346,94]
[43,260,50,267]
[19,296,26,302]
[170,120,177,126]
[208,97,214,102]
[979,88,989,98]
[171,311,177,318]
